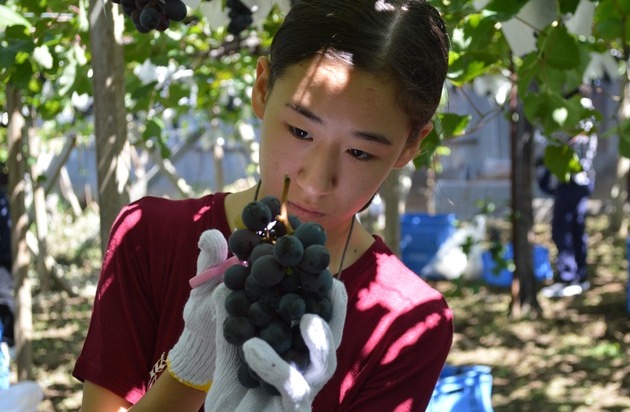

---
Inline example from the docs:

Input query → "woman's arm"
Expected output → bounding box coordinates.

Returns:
[129,371,206,411]
[80,381,131,412]
[80,373,206,412]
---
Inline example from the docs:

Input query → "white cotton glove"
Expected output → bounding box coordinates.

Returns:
[166,229,229,392]
[232,278,347,412]
[203,283,250,411]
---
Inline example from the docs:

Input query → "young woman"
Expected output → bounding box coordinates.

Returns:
[74,1,454,411]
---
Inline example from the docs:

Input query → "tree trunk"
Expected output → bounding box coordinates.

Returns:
[214,143,225,193]
[6,85,34,380]
[608,59,630,237]
[509,74,542,319]
[89,0,131,257]
[406,168,436,214]
[382,169,402,256]
[27,124,51,292]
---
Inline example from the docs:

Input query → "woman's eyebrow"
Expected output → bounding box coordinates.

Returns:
[285,102,392,146]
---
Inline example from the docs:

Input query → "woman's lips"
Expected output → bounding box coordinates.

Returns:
[288,201,324,220]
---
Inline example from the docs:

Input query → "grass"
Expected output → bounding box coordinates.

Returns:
[16,210,630,411]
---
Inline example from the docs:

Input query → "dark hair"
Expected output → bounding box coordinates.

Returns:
[268,0,449,133]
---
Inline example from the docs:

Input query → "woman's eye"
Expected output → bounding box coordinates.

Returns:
[288,126,311,140]
[348,149,374,161]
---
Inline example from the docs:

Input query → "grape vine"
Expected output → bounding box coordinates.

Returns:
[112,0,255,36]
[112,0,188,33]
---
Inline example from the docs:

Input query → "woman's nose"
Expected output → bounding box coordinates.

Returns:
[296,147,338,197]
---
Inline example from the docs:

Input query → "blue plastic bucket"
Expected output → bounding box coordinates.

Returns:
[481,244,553,287]
[0,322,8,390]
[427,364,494,412]
[400,213,456,277]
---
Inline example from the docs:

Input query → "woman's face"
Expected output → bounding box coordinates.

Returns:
[252,55,431,237]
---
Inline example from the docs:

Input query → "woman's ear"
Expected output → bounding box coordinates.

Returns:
[393,122,434,168]
[252,56,271,119]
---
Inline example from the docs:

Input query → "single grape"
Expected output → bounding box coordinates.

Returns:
[250,254,286,287]
[294,221,327,248]
[224,264,250,291]
[258,289,281,311]
[278,293,306,323]
[163,0,187,21]
[139,6,161,30]
[244,273,271,301]
[282,347,310,372]
[228,228,262,261]
[291,325,307,352]
[247,301,275,328]
[298,244,330,273]
[259,380,280,396]
[280,271,301,293]
[260,195,281,218]
[249,242,274,266]
[300,268,333,297]
[237,361,260,389]
[224,290,251,317]
[267,219,287,238]
[241,201,272,232]
[273,235,304,267]
[226,0,252,15]
[289,215,302,230]
[156,14,170,32]
[259,320,293,355]
[223,316,256,346]
[304,295,333,322]
[227,14,253,35]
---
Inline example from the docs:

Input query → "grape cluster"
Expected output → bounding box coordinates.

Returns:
[113,0,188,33]
[223,194,334,394]
[226,0,253,36]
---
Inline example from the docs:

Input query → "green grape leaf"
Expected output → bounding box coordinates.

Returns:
[538,25,580,70]
[617,119,630,159]
[0,5,32,28]
[543,144,582,182]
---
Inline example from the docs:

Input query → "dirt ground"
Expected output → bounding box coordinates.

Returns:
[20,213,630,411]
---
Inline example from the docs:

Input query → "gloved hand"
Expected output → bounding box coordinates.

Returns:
[204,278,347,412]
[166,229,230,392]
[202,283,250,411]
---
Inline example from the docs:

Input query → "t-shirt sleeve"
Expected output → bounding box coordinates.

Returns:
[72,201,162,404]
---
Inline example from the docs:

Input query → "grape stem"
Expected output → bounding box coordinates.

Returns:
[278,175,293,235]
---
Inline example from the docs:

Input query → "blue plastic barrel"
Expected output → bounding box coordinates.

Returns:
[0,322,8,390]
[427,364,494,412]
[481,244,553,287]
[400,213,456,277]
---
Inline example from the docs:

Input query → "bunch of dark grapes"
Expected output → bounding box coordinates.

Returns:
[222,179,334,395]
[112,0,188,33]
[226,0,253,36]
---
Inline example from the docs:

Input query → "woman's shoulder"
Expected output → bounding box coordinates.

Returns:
[346,235,449,306]
[109,193,230,242]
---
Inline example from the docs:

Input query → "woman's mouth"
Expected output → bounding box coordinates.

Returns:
[288,201,324,221]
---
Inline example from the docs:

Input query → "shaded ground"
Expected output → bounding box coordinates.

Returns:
[432,215,630,412]
[22,213,630,411]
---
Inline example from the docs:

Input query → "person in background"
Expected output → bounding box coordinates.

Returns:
[538,126,597,298]
[74,1,454,411]
[0,163,14,347]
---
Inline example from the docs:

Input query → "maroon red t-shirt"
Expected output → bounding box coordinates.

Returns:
[73,193,453,411]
